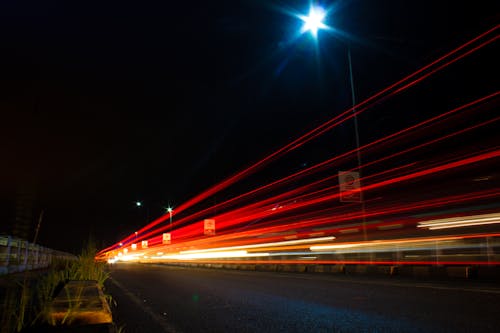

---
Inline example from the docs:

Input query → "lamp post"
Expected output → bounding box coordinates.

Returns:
[297,5,367,241]
[135,200,150,224]
[166,207,173,231]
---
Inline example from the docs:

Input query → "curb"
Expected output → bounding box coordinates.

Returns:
[48,280,112,327]
[162,262,500,280]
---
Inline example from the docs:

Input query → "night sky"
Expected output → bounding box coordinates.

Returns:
[1,1,498,253]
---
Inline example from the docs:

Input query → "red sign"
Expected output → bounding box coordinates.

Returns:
[339,171,362,202]
[162,233,171,244]
[204,219,216,236]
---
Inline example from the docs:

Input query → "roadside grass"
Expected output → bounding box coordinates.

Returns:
[0,240,112,332]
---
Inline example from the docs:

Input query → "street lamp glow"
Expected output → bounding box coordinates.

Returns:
[299,5,328,38]
[166,206,174,232]
[135,201,142,207]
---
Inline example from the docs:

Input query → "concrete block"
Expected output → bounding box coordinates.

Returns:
[314,265,327,273]
[295,265,306,273]
[279,265,295,272]
[305,265,327,273]
[345,265,367,275]
[48,280,112,326]
[446,266,470,279]
[256,264,276,271]
[330,265,345,274]
[373,265,395,275]
[389,266,399,276]
[266,264,277,271]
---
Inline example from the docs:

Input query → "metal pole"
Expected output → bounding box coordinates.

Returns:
[347,45,368,243]
[5,236,12,268]
[33,210,44,244]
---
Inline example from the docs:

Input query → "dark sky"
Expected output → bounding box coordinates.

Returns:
[1,0,498,253]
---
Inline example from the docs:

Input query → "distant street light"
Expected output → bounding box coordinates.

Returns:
[135,200,150,224]
[166,207,174,231]
[296,5,367,241]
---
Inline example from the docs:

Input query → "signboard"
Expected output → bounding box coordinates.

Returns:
[141,240,148,249]
[204,219,216,236]
[162,233,171,244]
[339,171,362,202]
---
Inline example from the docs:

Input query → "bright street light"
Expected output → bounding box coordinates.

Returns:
[135,201,142,207]
[298,5,328,38]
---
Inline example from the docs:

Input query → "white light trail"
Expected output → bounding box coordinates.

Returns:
[180,236,335,254]
[155,250,270,260]
[417,213,500,230]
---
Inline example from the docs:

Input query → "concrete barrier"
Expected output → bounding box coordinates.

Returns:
[0,235,76,275]
[330,265,345,274]
[446,266,471,279]
[306,264,328,273]
[295,264,307,273]
[276,264,292,272]
[48,280,112,326]
[158,261,499,281]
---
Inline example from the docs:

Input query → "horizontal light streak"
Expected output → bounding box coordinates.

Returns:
[113,254,141,262]
[180,236,335,254]
[310,235,465,251]
[339,228,359,234]
[104,233,500,267]
[377,224,403,230]
[418,213,500,230]
[153,251,270,260]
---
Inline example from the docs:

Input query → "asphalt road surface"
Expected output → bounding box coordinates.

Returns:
[105,263,500,333]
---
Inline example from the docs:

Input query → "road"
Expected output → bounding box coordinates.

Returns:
[105,263,500,333]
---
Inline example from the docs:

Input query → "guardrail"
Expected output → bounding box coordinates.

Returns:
[0,235,77,275]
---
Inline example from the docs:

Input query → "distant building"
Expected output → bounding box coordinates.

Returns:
[2,177,39,241]
[12,182,36,240]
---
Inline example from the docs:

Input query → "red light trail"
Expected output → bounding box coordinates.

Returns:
[98,25,499,268]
